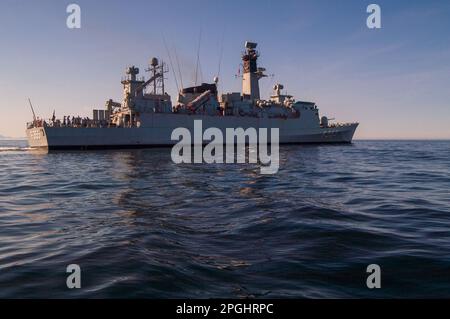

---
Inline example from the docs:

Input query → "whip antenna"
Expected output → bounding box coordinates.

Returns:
[194,28,202,86]
[27,98,37,122]
[174,47,184,89]
[216,24,226,92]
[161,33,180,93]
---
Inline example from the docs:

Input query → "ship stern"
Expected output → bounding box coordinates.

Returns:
[26,127,49,149]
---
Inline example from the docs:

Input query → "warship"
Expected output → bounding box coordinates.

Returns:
[26,41,358,149]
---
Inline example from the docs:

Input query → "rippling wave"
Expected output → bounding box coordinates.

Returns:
[0,140,449,298]
[0,147,32,152]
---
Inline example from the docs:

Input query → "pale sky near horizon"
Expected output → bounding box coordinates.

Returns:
[1,0,449,139]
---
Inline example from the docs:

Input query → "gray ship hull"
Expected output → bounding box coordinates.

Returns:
[27,113,358,150]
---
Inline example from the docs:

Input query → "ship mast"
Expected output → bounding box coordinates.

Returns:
[241,41,267,101]
[145,58,168,95]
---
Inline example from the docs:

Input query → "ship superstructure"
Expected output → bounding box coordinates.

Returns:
[26,41,358,149]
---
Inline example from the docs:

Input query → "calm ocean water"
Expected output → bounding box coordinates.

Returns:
[0,139,449,298]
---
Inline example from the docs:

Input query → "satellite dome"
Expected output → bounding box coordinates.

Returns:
[150,57,159,67]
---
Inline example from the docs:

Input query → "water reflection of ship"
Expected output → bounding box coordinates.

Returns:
[111,144,322,216]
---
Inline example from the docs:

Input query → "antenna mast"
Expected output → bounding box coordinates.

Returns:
[146,58,169,95]
[27,98,37,122]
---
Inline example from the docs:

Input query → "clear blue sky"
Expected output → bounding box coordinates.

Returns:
[1,0,449,138]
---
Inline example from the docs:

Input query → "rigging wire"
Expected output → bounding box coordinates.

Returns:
[194,28,202,86]
[216,24,226,93]
[174,47,184,90]
[161,33,180,93]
